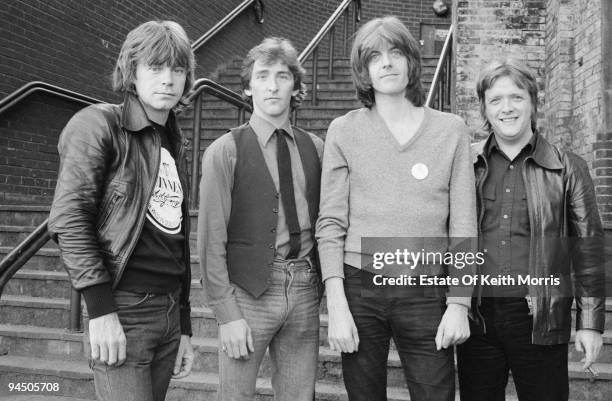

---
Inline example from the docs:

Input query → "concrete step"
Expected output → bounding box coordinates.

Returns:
[0,355,414,400]
[0,354,608,400]
[2,270,205,305]
[0,225,46,247]
[0,205,50,226]
[0,296,74,329]
[0,246,63,272]
[0,324,404,385]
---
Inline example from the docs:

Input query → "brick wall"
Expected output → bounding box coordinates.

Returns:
[599,0,612,226]
[0,0,444,205]
[0,0,242,102]
[454,0,547,139]
[0,93,83,204]
[361,0,451,38]
[455,0,610,226]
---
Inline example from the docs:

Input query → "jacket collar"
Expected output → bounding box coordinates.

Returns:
[473,131,563,170]
[120,91,178,134]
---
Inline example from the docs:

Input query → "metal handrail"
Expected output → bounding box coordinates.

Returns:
[185,78,252,207]
[0,81,101,116]
[425,24,454,109]
[298,0,360,63]
[297,0,361,105]
[191,0,264,52]
[0,219,50,295]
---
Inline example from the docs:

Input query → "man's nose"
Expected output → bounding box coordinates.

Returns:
[160,66,174,85]
[266,76,279,92]
[500,97,513,111]
[381,52,392,66]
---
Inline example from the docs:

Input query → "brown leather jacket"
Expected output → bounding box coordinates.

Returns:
[48,93,192,334]
[473,133,605,345]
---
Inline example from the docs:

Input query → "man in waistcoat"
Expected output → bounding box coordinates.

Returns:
[197,37,324,401]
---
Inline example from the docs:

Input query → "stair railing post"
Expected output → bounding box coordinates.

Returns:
[312,48,319,106]
[69,288,82,332]
[343,8,349,56]
[352,2,357,35]
[190,94,203,209]
[446,46,452,110]
[328,26,335,80]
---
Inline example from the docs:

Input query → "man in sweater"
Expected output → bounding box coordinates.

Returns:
[316,16,477,400]
[457,59,604,401]
[48,21,195,401]
[198,37,323,400]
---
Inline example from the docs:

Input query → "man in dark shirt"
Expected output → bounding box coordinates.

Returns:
[197,37,323,400]
[49,21,195,401]
[457,59,605,401]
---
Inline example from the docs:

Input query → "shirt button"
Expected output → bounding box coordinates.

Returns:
[275,192,280,199]
[503,214,508,219]
[509,165,514,169]
[501,240,506,246]
[271,228,276,233]
[505,188,511,193]
[289,262,295,267]
[273,208,278,213]
[269,244,274,249]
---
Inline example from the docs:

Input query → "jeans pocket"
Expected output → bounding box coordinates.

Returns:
[114,291,152,310]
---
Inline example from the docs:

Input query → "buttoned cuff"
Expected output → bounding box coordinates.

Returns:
[211,298,243,324]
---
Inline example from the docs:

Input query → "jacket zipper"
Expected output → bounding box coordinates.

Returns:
[113,127,162,287]
[522,156,540,343]
[475,154,488,334]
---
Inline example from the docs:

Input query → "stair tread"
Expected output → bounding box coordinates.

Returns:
[0,355,411,399]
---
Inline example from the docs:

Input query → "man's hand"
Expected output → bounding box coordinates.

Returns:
[89,312,126,366]
[326,277,359,353]
[575,329,603,371]
[435,303,470,350]
[219,319,254,359]
[172,335,194,379]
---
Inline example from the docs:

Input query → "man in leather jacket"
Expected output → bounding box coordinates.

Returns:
[48,21,195,401]
[457,59,605,401]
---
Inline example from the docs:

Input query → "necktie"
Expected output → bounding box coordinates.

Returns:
[275,129,301,259]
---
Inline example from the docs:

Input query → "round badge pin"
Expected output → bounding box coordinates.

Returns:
[411,163,428,180]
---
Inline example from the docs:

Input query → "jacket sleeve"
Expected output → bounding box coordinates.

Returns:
[565,153,605,332]
[48,106,118,318]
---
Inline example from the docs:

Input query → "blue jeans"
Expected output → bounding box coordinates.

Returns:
[218,258,320,401]
[87,289,182,401]
[342,265,455,401]
[457,297,569,401]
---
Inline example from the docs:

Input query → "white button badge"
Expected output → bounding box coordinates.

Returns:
[411,163,428,180]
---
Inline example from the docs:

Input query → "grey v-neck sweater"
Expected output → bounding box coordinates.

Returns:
[316,107,477,289]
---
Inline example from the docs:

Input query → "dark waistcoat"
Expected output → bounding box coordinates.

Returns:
[227,123,321,298]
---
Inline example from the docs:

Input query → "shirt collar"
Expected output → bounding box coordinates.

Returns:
[249,112,294,147]
[121,91,177,134]
[486,131,537,159]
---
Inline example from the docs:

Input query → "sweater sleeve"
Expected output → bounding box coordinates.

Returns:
[316,118,350,281]
[446,121,478,307]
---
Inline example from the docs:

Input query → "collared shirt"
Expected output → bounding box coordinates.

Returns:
[480,134,536,297]
[198,113,324,323]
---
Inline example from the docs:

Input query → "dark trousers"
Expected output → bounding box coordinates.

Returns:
[341,265,455,401]
[457,298,569,401]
